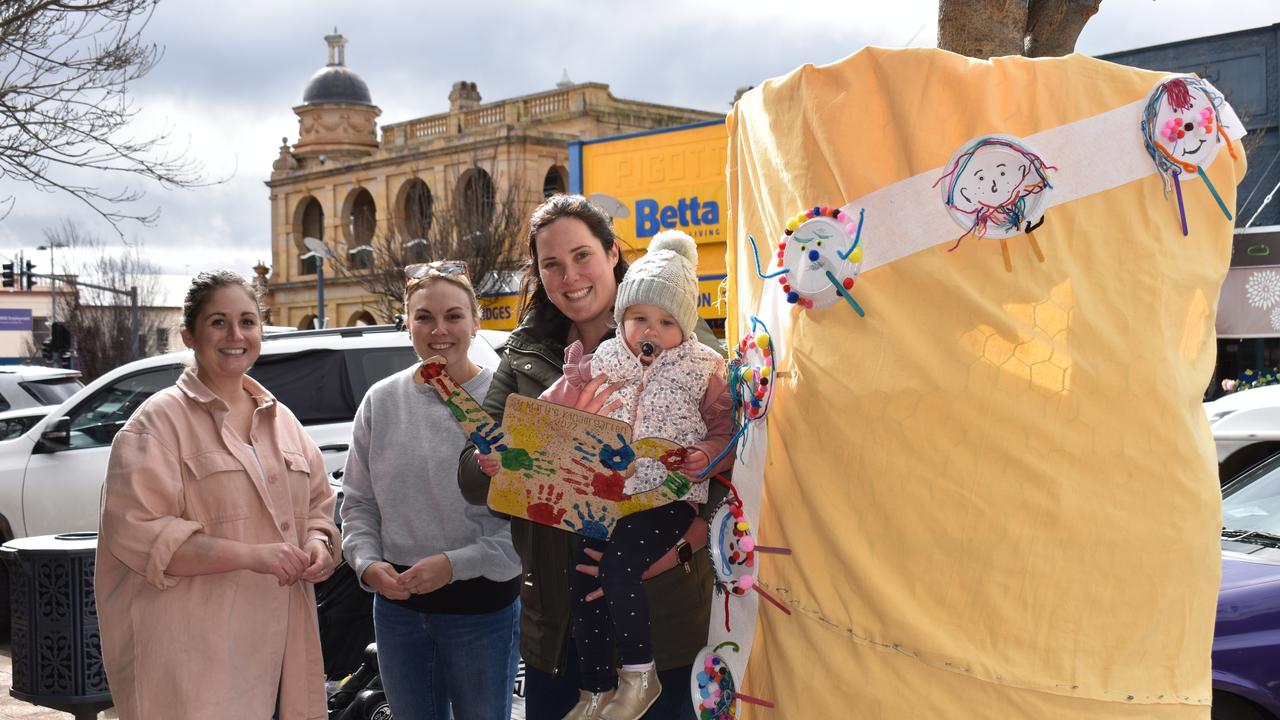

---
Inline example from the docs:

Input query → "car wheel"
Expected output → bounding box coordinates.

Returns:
[1212,691,1271,720]
[367,700,391,720]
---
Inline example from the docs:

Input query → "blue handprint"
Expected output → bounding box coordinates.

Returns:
[470,421,509,455]
[563,501,612,540]
[574,430,635,472]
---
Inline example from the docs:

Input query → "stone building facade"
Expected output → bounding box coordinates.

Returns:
[264,32,720,330]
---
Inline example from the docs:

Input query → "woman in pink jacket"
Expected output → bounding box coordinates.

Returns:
[96,270,339,720]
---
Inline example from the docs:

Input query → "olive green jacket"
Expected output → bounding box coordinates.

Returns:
[458,302,729,676]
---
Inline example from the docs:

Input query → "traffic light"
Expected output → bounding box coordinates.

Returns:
[23,260,35,291]
[1,262,13,288]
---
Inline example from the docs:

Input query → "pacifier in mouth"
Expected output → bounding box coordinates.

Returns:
[639,340,656,358]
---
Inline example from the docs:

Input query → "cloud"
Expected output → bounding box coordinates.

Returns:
[0,0,1276,301]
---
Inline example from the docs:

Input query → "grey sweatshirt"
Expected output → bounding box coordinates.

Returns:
[340,365,520,591]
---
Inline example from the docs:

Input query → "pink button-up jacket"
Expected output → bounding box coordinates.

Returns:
[96,368,339,720]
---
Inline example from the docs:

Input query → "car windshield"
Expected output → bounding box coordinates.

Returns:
[20,377,82,405]
[249,346,418,425]
[1223,454,1280,534]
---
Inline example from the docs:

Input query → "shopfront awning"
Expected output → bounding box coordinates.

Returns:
[1218,227,1280,338]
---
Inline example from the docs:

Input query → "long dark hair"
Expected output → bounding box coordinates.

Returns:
[517,194,629,321]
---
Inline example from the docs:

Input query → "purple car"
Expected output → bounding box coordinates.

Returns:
[1216,453,1280,719]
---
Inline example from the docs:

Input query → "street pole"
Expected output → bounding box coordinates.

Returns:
[316,257,325,329]
[129,286,139,360]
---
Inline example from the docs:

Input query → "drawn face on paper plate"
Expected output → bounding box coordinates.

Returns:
[937,135,1054,241]
[1146,76,1224,174]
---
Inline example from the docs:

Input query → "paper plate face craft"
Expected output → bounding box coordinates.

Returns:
[691,642,774,717]
[938,136,1053,239]
[1141,74,1238,234]
[935,134,1055,271]
[708,500,791,623]
[734,317,775,425]
[749,206,866,315]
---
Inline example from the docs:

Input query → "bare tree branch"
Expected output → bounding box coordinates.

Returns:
[43,219,165,380]
[332,157,532,323]
[0,0,216,232]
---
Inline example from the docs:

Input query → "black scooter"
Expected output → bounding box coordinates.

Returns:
[327,643,391,720]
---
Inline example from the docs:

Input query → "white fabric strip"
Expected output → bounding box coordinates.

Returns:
[839,87,1245,274]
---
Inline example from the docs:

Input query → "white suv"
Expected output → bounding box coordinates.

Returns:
[0,325,505,627]
[0,365,82,411]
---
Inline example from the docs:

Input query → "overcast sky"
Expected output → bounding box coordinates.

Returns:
[0,0,1277,304]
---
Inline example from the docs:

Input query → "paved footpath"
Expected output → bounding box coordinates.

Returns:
[0,643,116,719]
[0,642,526,719]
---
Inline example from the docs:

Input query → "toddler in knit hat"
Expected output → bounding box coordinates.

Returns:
[536,229,735,718]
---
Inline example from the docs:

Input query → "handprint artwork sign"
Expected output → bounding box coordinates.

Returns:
[497,394,691,538]
[415,357,690,538]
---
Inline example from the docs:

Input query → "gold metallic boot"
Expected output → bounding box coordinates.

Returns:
[563,688,616,720]
[599,667,661,720]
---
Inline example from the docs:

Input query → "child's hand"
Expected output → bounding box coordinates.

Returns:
[477,450,501,477]
[681,448,711,481]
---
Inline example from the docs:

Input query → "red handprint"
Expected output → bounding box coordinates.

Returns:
[525,483,567,526]
[565,458,627,501]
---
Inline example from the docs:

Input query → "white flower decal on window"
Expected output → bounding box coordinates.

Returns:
[1247,270,1280,309]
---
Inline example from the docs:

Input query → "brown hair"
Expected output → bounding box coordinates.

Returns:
[517,194,629,321]
[182,270,260,333]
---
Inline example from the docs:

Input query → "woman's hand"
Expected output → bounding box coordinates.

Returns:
[574,517,709,601]
[477,450,501,477]
[573,374,624,416]
[398,554,453,596]
[301,536,336,583]
[362,562,410,600]
[250,542,311,587]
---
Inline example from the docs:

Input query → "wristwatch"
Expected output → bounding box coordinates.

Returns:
[674,538,693,574]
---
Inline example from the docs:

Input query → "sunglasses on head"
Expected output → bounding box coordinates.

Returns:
[405,260,468,279]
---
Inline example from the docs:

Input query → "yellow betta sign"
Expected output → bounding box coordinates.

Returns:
[571,119,728,272]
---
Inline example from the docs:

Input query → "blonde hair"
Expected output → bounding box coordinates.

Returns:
[405,273,481,320]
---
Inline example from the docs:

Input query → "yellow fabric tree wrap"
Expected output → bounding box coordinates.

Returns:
[724,48,1246,718]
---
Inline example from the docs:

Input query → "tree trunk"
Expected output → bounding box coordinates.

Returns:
[1026,0,1102,57]
[938,0,1102,59]
[938,0,1029,59]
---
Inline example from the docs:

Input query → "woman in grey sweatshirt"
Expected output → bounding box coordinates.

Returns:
[340,262,521,720]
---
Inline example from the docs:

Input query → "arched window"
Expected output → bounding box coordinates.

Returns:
[458,168,495,233]
[543,165,567,197]
[404,237,430,264]
[399,178,433,241]
[347,310,377,327]
[348,244,373,271]
[298,197,324,276]
[347,188,377,247]
[297,313,317,331]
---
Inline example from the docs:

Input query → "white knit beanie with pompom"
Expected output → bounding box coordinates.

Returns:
[613,230,700,338]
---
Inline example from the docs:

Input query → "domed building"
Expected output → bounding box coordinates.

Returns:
[263,32,718,330]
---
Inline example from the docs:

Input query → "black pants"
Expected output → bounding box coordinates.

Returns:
[568,501,695,693]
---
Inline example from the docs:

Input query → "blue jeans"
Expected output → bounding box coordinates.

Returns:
[373,595,520,720]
